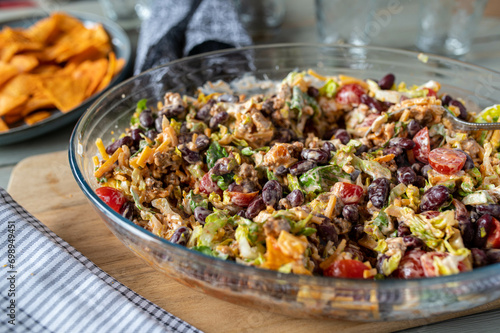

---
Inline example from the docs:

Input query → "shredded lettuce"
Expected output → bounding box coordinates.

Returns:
[318,79,339,98]
[206,141,228,169]
[299,165,349,193]
[351,155,392,179]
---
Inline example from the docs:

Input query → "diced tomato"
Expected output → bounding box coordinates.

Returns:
[227,191,258,207]
[331,182,364,204]
[335,84,366,105]
[429,148,466,175]
[95,187,126,213]
[420,252,469,277]
[393,249,426,279]
[412,127,430,164]
[486,218,500,249]
[425,88,437,97]
[199,172,222,196]
[324,259,368,278]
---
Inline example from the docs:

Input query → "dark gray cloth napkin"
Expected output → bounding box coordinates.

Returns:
[134,0,252,74]
[0,188,202,333]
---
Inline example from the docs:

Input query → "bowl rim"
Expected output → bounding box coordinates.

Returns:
[69,43,500,289]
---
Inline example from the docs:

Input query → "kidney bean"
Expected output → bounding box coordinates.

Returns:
[397,223,411,237]
[335,129,350,145]
[178,145,201,163]
[368,178,390,209]
[355,145,369,156]
[407,120,421,138]
[209,111,229,129]
[317,222,338,245]
[389,137,415,150]
[120,201,135,220]
[441,94,453,106]
[378,73,395,90]
[170,226,190,245]
[106,136,133,155]
[403,235,424,249]
[414,175,426,188]
[397,166,417,185]
[420,185,450,211]
[261,99,275,116]
[289,160,317,176]
[476,205,500,220]
[246,195,266,219]
[194,206,212,225]
[217,94,239,103]
[146,130,158,141]
[274,166,289,176]
[323,128,337,140]
[411,162,423,174]
[376,254,389,274]
[486,249,500,263]
[286,189,305,207]
[307,86,319,98]
[262,180,282,207]
[130,129,143,147]
[322,141,337,154]
[453,199,474,246]
[301,148,329,164]
[474,214,493,248]
[212,157,236,175]
[360,94,383,112]
[195,134,210,151]
[384,146,404,157]
[471,248,489,267]
[342,204,359,223]
[450,100,468,120]
[164,104,186,118]
[196,100,215,121]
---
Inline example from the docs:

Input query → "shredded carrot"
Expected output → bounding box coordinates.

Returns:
[92,156,99,166]
[339,75,369,90]
[95,138,109,160]
[324,195,337,219]
[374,154,395,163]
[94,147,122,178]
[319,239,347,270]
[136,146,154,168]
[307,69,328,81]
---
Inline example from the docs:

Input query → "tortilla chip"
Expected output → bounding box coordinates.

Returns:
[96,52,116,92]
[0,94,28,116]
[3,112,23,125]
[38,74,90,112]
[2,74,39,97]
[114,58,125,76]
[25,15,58,44]
[30,64,60,75]
[21,93,54,117]
[24,110,52,125]
[72,58,108,98]
[0,62,18,86]
[0,117,8,132]
[9,54,39,73]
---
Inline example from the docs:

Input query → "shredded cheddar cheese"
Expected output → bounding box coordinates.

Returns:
[94,147,122,178]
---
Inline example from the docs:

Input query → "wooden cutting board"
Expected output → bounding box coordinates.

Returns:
[7,151,500,333]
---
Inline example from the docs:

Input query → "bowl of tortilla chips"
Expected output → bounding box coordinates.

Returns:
[0,11,131,145]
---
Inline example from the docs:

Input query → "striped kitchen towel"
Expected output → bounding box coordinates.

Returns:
[0,188,202,333]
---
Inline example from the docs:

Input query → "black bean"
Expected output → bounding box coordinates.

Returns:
[389,137,415,150]
[274,128,295,143]
[228,181,259,194]
[195,134,210,151]
[397,166,417,185]
[368,178,390,209]
[360,94,383,112]
[237,210,246,217]
[217,94,239,103]
[350,224,365,241]
[317,223,338,245]
[246,195,266,219]
[170,226,190,245]
[455,149,474,170]
[301,148,329,164]
[194,206,212,225]
[146,130,158,141]
[275,166,289,176]
[323,128,337,140]
[421,164,432,178]
[441,94,453,106]
[163,104,185,118]
[378,73,395,90]
[471,248,489,267]
[262,180,282,207]
[414,176,426,188]
[289,160,317,176]
[411,162,424,174]
[261,99,275,116]
[120,201,135,220]
[342,204,359,223]
[139,110,154,128]
[350,169,361,182]
[212,157,235,175]
[209,111,229,129]
[486,249,500,263]
[450,100,468,120]
[476,205,500,220]
[397,223,411,237]
[407,120,421,138]
[177,133,194,145]
[286,189,305,207]
[307,86,319,98]
[106,136,133,154]
[344,243,365,261]
[454,199,474,246]
[130,129,143,146]
[474,214,493,248]
[384,146,404,157]
[335,129,350,145]
[180,121,189,133]
[322,141,337,154]
[355,144,369,156]
[403,235,424,249]
[178,146,201,164]
[155,116,163,133]
[420,185,451,211]
[196,100,215,121]
[376,254,389,274]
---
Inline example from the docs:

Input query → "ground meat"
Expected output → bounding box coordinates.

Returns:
[238,163,260,185]
[263,217,291,238]
[461,138,481,159]
[154,149,182,170]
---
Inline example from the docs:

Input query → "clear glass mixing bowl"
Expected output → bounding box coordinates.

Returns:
[69,44,500,321]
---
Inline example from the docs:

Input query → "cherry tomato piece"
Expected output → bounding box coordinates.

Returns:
[421,252,469,277]
[412,127,430,164]
[324,259,368,278]
[199,172,222,196]
[335,84,366,105]
[227,191,259,207]
[426,88,437,97]
[393,249,426,279]
[332,182,364,204]
[487,218,500,249]
[95,186,126,213]
[429,148,467,175]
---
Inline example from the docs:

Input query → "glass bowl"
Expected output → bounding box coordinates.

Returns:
[69,44,500,321]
